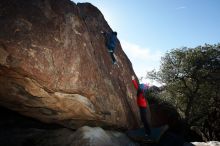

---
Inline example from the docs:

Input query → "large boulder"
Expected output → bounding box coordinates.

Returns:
[0,0,140,129]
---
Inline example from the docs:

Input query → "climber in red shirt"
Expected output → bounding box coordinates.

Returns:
[132,75,151,136]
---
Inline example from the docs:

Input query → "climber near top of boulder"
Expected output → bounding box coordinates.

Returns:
[101,30,118,66]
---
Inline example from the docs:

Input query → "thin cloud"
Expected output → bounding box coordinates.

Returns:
[176,6,186,10]
[121,40,163,86]
[121,40,162,62]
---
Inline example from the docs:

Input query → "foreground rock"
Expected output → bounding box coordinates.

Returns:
[1,106,196,146]
[1,126,138,146]
[192,141,220,146]
[71,126,138,146]
[0,106,138,146]
[0,0,140,129]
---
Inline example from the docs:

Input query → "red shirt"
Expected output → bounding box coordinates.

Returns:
[132,79,148,108]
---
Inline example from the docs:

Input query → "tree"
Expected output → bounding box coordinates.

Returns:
[147,44,220,140]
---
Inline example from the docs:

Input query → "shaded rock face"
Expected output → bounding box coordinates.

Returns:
[150,104,183,130]
[0,0,140,129]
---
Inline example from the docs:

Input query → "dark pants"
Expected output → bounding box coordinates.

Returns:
[109,52,116,63]
[108,45,116,63]
[139,107,151,135]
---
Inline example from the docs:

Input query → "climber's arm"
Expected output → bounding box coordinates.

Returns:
[132,75,139,90]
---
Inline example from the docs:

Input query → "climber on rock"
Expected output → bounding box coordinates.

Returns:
[101,30,118,65]
[128,76,170,143]
[131,75,152,138]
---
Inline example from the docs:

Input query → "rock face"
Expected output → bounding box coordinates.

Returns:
[0,0,140,129]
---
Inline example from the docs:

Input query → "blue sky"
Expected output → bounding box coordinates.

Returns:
[73,0,220,85]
